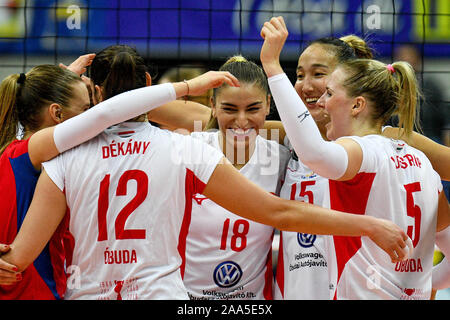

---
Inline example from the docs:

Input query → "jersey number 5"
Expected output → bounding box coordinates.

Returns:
[404,182,422,248]
[97,170,148,241]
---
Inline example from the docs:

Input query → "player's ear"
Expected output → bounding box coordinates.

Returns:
[95,85,104,103]
[265,94,271,115]
[145,72,152,87]
[49,103,63,124]
[351,96,366,117]
[210,97,217,118]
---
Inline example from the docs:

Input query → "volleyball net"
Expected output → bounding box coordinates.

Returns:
[0,0,449,138]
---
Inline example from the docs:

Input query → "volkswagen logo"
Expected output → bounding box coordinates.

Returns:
[297,233,316,248]
[213,261,243,288]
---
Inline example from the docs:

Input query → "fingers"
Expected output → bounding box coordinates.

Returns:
[221,72,240,88]
[269,16,287,32]
[0,256,19,274]
[393,244,406,263]
[388,233,411,263]
[261,16,288,37]
[0,269,21,285]
[75,53,96,66]
[65,53,96,76]
[0,244,10,254]
[277,16,287,29]
[183,71,240,97]
[0,245,21,285]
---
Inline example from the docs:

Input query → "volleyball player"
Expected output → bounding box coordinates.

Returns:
[0,53,96,289]
[182,56,289,300]
[0,65,90,299]
[260,16,449,299]
[1,45,410,300]
[141,34,449,299]
[0,57,238,298]
[274,34,375,300]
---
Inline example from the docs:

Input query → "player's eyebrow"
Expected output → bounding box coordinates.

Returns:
[297,63,329,71]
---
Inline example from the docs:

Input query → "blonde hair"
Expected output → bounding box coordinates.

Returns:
[309,35,374,64]
[0,65,82,154]
[0,74,20,154]
[339,35,374,59]
[339,59,420,136]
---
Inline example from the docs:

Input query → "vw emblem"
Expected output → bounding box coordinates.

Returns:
[213,261,243,288]
[297,233,316,248]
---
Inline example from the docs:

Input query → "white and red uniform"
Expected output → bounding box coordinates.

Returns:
[325,135,442,300]
[274,157,332,300]
[275,135,442,300]
[182,131,290,300]
[42,122,224,300]
[268,73,442,300]
[274,138,332,300]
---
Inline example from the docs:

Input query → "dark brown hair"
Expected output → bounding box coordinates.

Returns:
[88,45,148,100]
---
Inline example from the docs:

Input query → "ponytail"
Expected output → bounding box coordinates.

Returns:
[103,51,137,99]
[89,45,148,100]
[390,62,421,136]
[339,59,420,137]
[0,74,20,154]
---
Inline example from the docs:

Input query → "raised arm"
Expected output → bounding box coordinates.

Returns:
[28,71,239,169]
[259,17,358,180]
[59,53,96,76]
[203,158,409,263]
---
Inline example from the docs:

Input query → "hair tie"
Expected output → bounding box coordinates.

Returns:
[17,73,26,84]
[386,64,395,74]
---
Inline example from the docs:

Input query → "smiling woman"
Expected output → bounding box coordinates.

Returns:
[260,16,449,300]
[293,36,373,140]
[181,55,291,300]
[209,82,269,167]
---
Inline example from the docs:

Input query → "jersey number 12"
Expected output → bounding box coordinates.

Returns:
[97,170,148,241]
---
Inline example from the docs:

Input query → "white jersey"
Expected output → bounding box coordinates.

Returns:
[42,122,224,300]
[326,135,442,300]
[182,131,290,300]
[275,159,331,300]
[274,141,332,300]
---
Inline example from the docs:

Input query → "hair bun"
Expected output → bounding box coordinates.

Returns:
[339,35,374,59]
[17,73,26,84]
[224,55,248,65]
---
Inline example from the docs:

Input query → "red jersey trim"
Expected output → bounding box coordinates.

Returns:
[329,172,376,300]
[178,168,207,279]
[275,232,285,299]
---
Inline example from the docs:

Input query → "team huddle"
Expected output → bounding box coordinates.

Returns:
[0,17,449,300]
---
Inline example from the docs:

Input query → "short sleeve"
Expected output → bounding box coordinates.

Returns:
[345,136,378,173]
[171,134,224,189]
[42,155,66,192]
